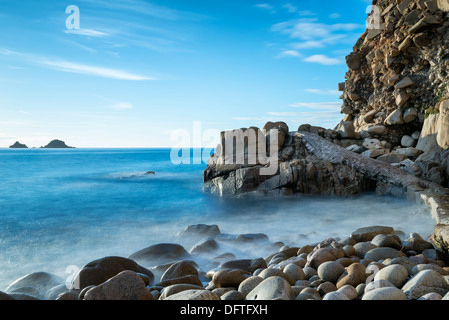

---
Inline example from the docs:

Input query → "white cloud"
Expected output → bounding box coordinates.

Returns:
[277,50,302,58]
[303,54,343,65]
[289,102,341,110]
[282,3,297,13]
[329,13,341,19]
[254,3,276,13]
[39,60,154,81]
[0,48,154,81]
[64,29,109,37]
[306,89,341,96]
[94,95,134,110]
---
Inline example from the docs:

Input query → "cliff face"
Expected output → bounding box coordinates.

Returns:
[338,0,449,186]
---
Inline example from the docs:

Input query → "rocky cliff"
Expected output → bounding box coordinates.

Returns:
[339,0,449,187]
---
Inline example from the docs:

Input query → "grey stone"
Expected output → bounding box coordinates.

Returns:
[401,270,449,299]
[374,264,409,288]
[246,276,295,300]
[362,287,407,300]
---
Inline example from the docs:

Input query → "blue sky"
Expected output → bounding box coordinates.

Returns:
[0,0,371,147]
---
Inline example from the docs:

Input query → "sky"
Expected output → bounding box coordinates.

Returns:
[0,0,372,148]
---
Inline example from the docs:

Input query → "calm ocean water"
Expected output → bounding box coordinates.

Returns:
[0,148,436,290]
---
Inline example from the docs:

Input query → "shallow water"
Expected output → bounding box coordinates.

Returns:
[0,148,436,291]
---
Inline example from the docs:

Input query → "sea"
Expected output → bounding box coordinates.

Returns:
[0,148,436,291]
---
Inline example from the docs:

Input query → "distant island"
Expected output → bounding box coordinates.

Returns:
[9,141,28,149]
[41,140,74,149]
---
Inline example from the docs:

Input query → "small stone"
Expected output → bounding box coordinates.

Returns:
[282,263,306,283]
[417,292,443,300]
[317,261,346,284]
[246,276,295,300]
[305,247,345,269]
[212,269,251,288]
[317,281,337,296]
[362,287,407,300]
[337,285,358,300]
[350,226,395,242]
[374,264,409,288]
[401,135,417,147]
[368,125,387,135]
[376,153,408,164]
[385,109,404,125]
[354,242,378,259]
[395,147,424,157]
[364,279,396,293]
[401,270,449,299]
[165,289,220,300]
[160,261,199,282]
[323,291,349,300]
[336,263,367,289]
[403,232,434,252]
[403,108,418,123]
[395,77,414,89]
[364,247,404,261]
[238,276,264,297]
[159,284,204,300]
[220,290,245,300]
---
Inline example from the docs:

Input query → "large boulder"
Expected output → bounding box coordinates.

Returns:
[84,270,153,300]
[71,256,154,290]
[128,243,191,266]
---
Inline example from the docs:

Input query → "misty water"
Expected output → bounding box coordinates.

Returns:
[0,148,436,291]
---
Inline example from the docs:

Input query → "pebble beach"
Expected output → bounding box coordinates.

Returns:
[2,223,449,301]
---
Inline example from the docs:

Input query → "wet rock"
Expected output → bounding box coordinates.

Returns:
[212,269,251,288]
[72,256,154,290]
[159,284,204,300]
[84,270,153,300]
[350,226,395,242]
[159,261,199,282]
[164,289,220,300]
[129,243,191,266]
[246,276,295,300]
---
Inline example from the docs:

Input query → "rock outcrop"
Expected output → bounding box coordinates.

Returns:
[41,140,74,149]
[9,141,28,148]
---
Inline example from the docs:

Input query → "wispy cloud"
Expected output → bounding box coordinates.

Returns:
[254,3,276,13]
[303,54,343,65]
[64,29,109,37]
[276,50,302,58]
[0,48,154,80]
[289,102,341,110]
[306,89,341,95]
[282,3,297,13]
[94,95,134,110]
[40,60,154,80]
